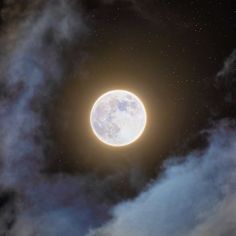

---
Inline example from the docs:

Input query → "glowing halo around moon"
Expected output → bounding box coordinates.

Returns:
[90,90,147,147]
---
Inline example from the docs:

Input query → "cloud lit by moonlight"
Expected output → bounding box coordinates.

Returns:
[90,90,147,147]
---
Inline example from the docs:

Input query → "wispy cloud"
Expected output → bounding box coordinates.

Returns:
[0,1,102,235]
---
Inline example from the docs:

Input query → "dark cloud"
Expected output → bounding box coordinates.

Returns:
[0,191,16,235]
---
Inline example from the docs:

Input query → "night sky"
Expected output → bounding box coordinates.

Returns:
[0,1,236,235]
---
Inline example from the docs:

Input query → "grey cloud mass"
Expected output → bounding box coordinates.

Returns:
[0,1,102,235]
[88,121,236,236]
[0,0,85,186]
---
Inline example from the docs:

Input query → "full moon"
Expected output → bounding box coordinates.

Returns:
[90,90,147,147]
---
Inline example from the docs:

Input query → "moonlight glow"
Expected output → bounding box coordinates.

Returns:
[90,90,147,147]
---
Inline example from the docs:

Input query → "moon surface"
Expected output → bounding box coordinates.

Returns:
[90,90,147,147]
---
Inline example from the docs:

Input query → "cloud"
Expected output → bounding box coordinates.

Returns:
[88,121,236,236]
[0,192,16,235]
[217,50,236,79]
[0,1,104,235]
[0,0,86,187]
[215,49,236,104]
